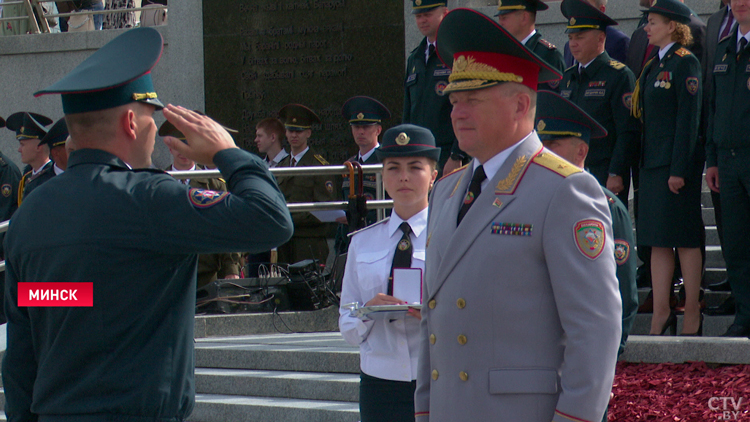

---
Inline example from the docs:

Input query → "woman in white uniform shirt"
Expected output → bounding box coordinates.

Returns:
[339,124,440,422]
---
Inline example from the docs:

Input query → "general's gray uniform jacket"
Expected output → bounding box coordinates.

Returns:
[415,133,622,422]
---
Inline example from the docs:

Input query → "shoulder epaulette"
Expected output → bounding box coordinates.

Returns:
[538,38,557,50]
[532,152,582,178]
[438,163,468,182]
[218,177,226,184]
[313,154,329,165]
[608,60,626,70]
[674,47,691,57]
[347,217,390,238]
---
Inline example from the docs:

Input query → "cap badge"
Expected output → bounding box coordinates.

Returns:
[454,55,468,72]
[395,132,410,146]
[292,118,297,123]
[415,0,422,5]
[537,120,546,132]
[20,126,25,134]
[570,17,576,25]
[357,112,364,120]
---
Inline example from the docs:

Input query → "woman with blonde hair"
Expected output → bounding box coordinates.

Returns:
[632,0,703,336]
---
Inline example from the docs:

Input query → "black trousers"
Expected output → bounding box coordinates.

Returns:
[360,372,416,422]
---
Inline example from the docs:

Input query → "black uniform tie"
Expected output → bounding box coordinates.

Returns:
[388,222,413,296]
[739,37,748,62]
[457,165,486,225]
[427,44,435,62]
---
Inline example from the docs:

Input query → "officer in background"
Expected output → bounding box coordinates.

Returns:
[276,103,337,265]
[335,96,390,254]
[254,117,288,168]
[41,118,70,173]
[5,112,54,204]
[3,27,293,421]
[560,0,640,205]
[0,116,21,324]
[416,9,620,422]
[705,0,750,337]
[403,0,467,175]
[160,118,242,288]
[536,90,638,357]
[563,0,630,67]
[495,0,565,92]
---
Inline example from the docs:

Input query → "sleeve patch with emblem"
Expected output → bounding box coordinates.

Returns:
[614,239,630,266]
[622,92,633,110]
[574,219,606,260]
[325,180,334,194]
[686,77,699,95]
[1,184,11,197]
[188,188,229,208]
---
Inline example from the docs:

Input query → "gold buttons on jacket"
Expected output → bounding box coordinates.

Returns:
[430,334,436,344]
[457,335,467,345]
[429,299,437,309]
[459,371,469,381]
[456,298,466,309]
[432,369,439,380]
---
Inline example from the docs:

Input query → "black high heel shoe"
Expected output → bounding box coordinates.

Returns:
[651,312,677,335]
[680,314,703,337]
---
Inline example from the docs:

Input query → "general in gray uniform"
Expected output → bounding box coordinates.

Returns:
[415,9,621,422]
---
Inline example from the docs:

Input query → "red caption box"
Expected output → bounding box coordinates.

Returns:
[18,282,94,307]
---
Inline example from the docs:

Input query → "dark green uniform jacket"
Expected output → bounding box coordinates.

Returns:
[603,187,638,356]
[165,164,242,288]
[276,147,336,264]
[18,160,55,206]
[403,37,459,169]
[0,152,21,257]
[561,51,640,185]
[527,31,565,92]
[707,30,750,167]
[637,44,702,176]
[2,148,293,422]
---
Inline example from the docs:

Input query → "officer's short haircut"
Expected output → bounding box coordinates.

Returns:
[256,118,285,144]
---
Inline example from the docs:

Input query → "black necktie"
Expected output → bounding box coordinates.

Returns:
[290,157,297,167]
[427,44,435,62]
[739,37,748,62]
[388,222,413,296]
[358,156,364,164]
[457,165,486,225]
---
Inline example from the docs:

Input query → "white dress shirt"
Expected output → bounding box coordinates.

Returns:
[266,149,289,168]
[289,147,309,166]
[471,131,529,192]
[338,207,427,381]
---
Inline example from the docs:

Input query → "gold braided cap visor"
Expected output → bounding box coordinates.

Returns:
[444,52,539,93]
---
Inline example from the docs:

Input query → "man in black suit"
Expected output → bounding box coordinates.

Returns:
[626,0,707,290]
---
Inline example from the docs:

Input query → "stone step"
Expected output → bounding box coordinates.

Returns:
[702,207,716,225]
[630,313,734,336]
[704,267,727,285]
[195,333,359,374]
[702,190,716,207]
[632,225,721,247]
[195,368,359,402]
[195,306,339,338]
[189,394,359,422]
[636,288,730,308]
[620,335,750,364]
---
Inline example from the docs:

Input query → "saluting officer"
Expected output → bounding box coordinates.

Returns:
[416,9,621,422]
[403,0,467,174]
[536,90,638,357]
[5,112,54,204]
[560,0,640,205]
[276,103,337,265]
[705,0,750,337]
[335,96,391,254]
[495,0,565,91]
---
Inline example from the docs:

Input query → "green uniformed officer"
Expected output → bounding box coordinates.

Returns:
[276,103,337,265]
[706,0,750,338]
[5,112,54,205]
[536,90,638,358]
[334,96,390,254]
[633,0,703,336]
[495,0,565,92]
[160,118,242,288]
[559,0,641,205]
[403,0,467,175]
[40,118,70,173]
[0,116,22,324]
[3,27,293,422]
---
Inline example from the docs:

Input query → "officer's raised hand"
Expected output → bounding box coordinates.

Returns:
[162,104,238,167]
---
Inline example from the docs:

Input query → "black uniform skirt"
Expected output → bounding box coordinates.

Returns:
[637,164,703,248]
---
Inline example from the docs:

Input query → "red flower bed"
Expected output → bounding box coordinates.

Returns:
[609,362,750,421]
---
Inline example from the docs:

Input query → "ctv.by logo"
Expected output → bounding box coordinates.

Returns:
[709,397,746,420]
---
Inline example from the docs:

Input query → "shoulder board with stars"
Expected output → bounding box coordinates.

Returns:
[438,163,468,182]
[313,154,329,165]
[608,60,626,70]
[538,38,557,50]
[532,152,582,178]
[347,217,390,238]
[674,47,691,57]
